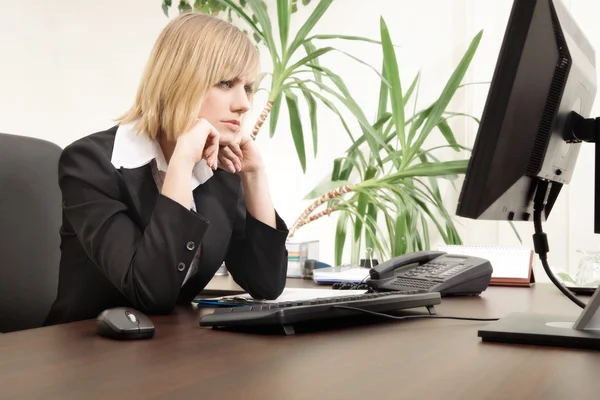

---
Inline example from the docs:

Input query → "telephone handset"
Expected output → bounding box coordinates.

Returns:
[367,250,493,296]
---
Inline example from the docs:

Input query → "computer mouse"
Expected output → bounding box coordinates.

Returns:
[96,307,154,340]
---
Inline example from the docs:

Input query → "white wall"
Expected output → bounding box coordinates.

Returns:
[1,0,599,281]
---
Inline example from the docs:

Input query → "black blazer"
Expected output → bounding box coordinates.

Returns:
[44,126,289,325]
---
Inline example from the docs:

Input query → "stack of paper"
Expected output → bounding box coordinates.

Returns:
[312,265,371,284]
[194,287,367,307]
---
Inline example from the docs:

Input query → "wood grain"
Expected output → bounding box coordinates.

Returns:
[1,281,599,400]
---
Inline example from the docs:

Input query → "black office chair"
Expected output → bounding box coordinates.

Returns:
[0,133,62,333]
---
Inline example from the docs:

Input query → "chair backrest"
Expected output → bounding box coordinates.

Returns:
[0,133,62,333]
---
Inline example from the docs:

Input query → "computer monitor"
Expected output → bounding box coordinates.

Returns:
[455,0,600,350]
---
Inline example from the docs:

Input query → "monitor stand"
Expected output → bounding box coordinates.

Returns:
[478,288,600,350]
[478,112,600,350]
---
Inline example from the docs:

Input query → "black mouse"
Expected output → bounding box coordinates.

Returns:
[96,307,154,340]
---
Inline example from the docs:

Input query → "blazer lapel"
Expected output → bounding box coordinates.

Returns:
[118,164,159,229]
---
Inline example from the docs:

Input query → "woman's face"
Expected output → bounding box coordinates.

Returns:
[198,78,253,145]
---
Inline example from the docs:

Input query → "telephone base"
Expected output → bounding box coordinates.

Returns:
[478,312,600,350]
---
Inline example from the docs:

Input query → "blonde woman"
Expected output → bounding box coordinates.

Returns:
[44,13,288,325]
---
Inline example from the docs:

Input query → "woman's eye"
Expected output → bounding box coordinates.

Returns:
[218,81,233,89]
[244,85,254,95]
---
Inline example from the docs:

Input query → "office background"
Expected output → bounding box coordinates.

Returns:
[1,0,599,282]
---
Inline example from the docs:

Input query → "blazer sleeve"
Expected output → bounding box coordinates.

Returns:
[224,187,289,300]
[59,138,210,313]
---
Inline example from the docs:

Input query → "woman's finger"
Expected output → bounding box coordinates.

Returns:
[217,154,237,173]
[207,124,221,169]
[228,142,243,161]
[218,146,241,173]
[204,143,219,169]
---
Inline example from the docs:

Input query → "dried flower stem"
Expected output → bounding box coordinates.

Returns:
[288,183,359,238]
[251,100,275,139]
[288,205,339,237]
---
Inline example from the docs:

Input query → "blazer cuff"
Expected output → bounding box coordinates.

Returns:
[157,194,210,224]
[155,194,210,264]
[246,209,289,240]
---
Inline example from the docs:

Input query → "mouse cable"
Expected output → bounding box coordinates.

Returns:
[331,305,499,322]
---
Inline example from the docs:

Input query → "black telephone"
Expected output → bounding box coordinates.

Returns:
[366,250,493,296]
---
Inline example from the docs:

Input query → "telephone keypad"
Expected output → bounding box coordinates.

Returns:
[397,259,469,281]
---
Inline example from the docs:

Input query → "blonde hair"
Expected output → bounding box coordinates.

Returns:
[117,12,260,141]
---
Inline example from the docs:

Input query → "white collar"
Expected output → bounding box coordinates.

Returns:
[111,121,214,188]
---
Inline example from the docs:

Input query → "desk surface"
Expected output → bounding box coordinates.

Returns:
[2,278,599,400]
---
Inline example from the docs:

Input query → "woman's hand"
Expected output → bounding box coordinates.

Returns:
[162,118,220,209]
[217,131,264,175]
[174,118,220,169]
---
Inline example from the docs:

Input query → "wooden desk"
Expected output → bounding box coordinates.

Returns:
[2,280,599,400]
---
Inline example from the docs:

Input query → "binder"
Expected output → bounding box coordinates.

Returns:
[437,245,535,287]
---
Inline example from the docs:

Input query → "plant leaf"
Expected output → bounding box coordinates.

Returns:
[418,151,460,182]
[331,158,343,181]
[306,65,392,161]
[353,166,377,242]
[178,0,192,13]
[286,0,334,62]
[420,215,430,250]
[284,47,335,78]
[365,202,378,251]
[304,180,349,200]
[305,34,392,46]
[444,111,480,124]
[406,105,432,145]
[284,89,306,172]
[371,159,469,184]
[380,17,406,154]
[405,30,483,165]
[297,83,318,156]
[288,83,358,146]
[277,0,291,56]
[286,83,369,174]
[403,72,420,106]
[508,221,523,243]
[302,41,323,85]
[420,144,472,154]
[248,0,280,63]
[557,272,576,284]
[335,211,349,266]
[436,118,460,151]
[269,94,283,138]
[376,58,389,130]
[330,47,389,85]
[218,0,264,40]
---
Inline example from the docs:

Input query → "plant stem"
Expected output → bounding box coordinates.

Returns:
[251,100,275,139]
[288,204,339,237]
[288,183,359,237]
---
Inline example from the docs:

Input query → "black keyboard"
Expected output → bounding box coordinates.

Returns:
[199,290,441,335]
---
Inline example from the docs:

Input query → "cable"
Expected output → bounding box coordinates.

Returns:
[532,180,586,309]
[332,305,499,322]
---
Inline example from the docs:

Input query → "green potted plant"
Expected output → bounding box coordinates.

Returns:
[287,17,485,266]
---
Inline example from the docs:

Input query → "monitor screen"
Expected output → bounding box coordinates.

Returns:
[456,0,600,350]
[455,0,597,225]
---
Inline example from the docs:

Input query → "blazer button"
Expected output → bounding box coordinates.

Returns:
[186,241,196,251]
[177,262,186,272]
